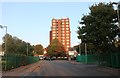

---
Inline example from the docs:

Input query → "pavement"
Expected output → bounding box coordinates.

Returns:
[69,60,120,76]
[1,60,120,76]
[95,66,120,76]
[2,61,41,76]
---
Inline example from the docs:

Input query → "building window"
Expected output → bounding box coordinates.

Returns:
[67,43,69,44]
[66,40,69,41]
[53,25,56,27]
[53,23,56,25]
[66,20,69,21]
[62,25,64,27]
[66,31,69,33]
[53,37,55,39]
[53,20,55,22]
[53,31,55,33]
[62,28,64,30]
[66,28,69,30]
[66,25,69,27]
[66,34,69,36]
[53,34,56,36]
[66,22,69,24]
[53,28,55,30]
[62,34,65,36]
[66,48,68,51]
[66,36,69,38]
[63,43,65,45]
[67,46,69,48]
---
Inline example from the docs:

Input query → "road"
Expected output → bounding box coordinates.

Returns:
[3,60,116,76]
[26,60,110,76]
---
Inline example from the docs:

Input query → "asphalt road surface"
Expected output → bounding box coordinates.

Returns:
[26,60,110,76]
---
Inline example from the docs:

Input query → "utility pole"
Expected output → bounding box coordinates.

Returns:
[79,44,80,54]
[78,42,80,54]
[85,43,87,64]
[27,43,28,56]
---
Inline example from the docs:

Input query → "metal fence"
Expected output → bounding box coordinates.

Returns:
[76,54,98,64]
[98,52,120,68]
[76,52,120,68]
[2,54,39,71]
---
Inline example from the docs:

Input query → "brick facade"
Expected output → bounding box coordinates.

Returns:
[50,18,71,51]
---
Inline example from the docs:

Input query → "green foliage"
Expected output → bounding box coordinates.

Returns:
[77,2,119,53]
[2,34,34,56]
[34,44,44,55]
[46,38,66,58]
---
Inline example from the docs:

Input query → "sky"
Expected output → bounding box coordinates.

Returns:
[0,0,119,48]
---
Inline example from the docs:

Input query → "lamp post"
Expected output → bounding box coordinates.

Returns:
[79,43,80,54]
[78,42,80,54]
[83,38,87,64]
[27,42,28,56]
[0,25,7,71]
[78,39,81,55]
[85,43,87,64]
[85,43,87,56]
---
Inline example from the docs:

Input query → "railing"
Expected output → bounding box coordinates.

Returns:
[76,52,120,68]
[2,54,39,71]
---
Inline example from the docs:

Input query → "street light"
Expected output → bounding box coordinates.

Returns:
[0,25,7,71]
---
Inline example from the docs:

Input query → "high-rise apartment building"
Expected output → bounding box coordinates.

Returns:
[50,18,71,51]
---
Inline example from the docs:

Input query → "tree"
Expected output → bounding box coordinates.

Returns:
[2,34,34,55]
[77,2,119,54]
[2,34,15,54]
[46,38,66,58]
[34,44,44,55]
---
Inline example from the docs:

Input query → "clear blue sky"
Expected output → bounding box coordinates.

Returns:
[0,0,119,48]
